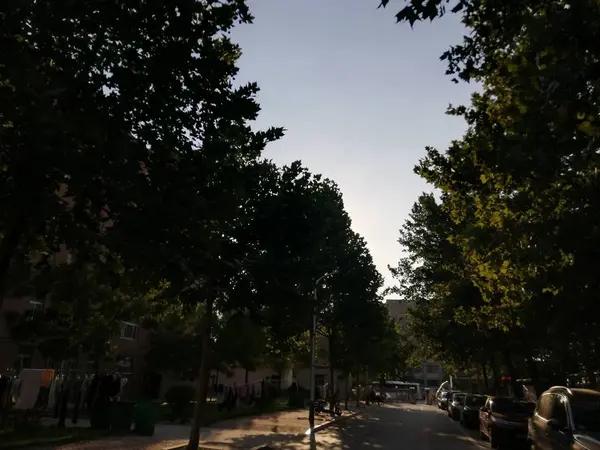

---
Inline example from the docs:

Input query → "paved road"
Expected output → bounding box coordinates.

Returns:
[305,403,490,450]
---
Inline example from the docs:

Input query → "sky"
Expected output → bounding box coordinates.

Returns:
[231,0,475,290]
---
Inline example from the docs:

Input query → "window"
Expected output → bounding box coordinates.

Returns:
[491,397,529,414]
[551,395,569,428]
[45,357,58,369]
[571,395,600,432]
[13,346,34,372]
[466,395,486,407]
[120,322,139,340]
[536,394,553,419]
[426,364,440,374]
[116,356,134,375]
[315,374,325,387]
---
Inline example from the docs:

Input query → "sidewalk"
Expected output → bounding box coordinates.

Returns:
[42,408,359,450]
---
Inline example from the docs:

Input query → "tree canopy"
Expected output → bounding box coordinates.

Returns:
[2,2,406,448]
[383,0,600,392]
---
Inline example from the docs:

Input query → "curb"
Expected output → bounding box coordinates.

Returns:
[304,410,361,435]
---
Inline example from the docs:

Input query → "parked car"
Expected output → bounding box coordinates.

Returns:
[461,394,487,428]
[479,396,533,448]
[529,386,600,449]
[448,392,467,420]
[438,390,456,410]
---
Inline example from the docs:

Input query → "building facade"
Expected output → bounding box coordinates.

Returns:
[1,294,346,398]
[0,294,149,398]
[385,298,444,389]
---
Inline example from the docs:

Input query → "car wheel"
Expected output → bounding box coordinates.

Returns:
[489,427,500,449]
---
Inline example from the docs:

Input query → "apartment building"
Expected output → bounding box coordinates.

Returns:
[1,291,348,398]
[385,298,444,389]
[0,294,148,397]
[204,334,346,396]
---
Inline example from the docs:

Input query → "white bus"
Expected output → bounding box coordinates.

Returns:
[370,381,420,404]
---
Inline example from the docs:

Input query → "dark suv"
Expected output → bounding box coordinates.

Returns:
[529,386,600,449]
[461,394,487,428]
[448,392,467,420]
[480,396,533,448]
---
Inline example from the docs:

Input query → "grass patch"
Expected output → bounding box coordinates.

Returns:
[0,426,106,449]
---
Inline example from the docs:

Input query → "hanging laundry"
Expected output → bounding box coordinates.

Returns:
[118,377,128,400]
[254,381,262,398]
[47,376,58,410]
[41,369,55,388]
[14,369,43,410]
[10,377,22,405]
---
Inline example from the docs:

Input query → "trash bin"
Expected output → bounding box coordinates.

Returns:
[134,399,159,436]
[90,400,111,430]
[111,401,135,433]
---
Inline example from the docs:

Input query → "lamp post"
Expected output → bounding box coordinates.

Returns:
[308,270,338,433]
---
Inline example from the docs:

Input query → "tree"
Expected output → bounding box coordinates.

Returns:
[381,0,600,390]
[316,230,385,410]
[212,311,268,384]
[145,303,206,381]
[226,161,356,370]
[3,3,285,448]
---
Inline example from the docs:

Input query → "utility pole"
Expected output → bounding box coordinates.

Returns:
[308,307,317,431]
[308,270,338,433]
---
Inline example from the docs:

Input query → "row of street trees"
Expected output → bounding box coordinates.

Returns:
[382,0,600,395]
[2,1,404,448]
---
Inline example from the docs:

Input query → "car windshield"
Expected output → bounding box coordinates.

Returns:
[466,396,486,407]
[491,398,529,414]
[453,394,466,403]
[571,398,600,432]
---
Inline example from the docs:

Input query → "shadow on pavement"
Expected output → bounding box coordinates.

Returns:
[332,403,488,450]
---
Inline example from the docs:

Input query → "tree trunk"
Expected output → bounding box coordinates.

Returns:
[502,349,520,398]
[344,372,350,410]
[475,365,482,394]
[490,357,501,395]
[355,365,361,408]
[328,331,336,415]
[187,297,214,450]
[526,356,542,399]
[365,370,370,405]
[0,213,26,309]
[481,363,489,390]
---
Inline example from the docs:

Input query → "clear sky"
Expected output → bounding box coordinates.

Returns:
[231,0,475,289]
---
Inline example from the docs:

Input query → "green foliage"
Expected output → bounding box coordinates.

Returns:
[145,304,206,379]
[384,0,600,389]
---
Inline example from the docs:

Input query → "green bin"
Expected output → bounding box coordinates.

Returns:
[134,400,159,436]
[111,401,135,433]
[90,401,111,430]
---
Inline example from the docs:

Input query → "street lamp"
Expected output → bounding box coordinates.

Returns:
[308,269,338,433]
